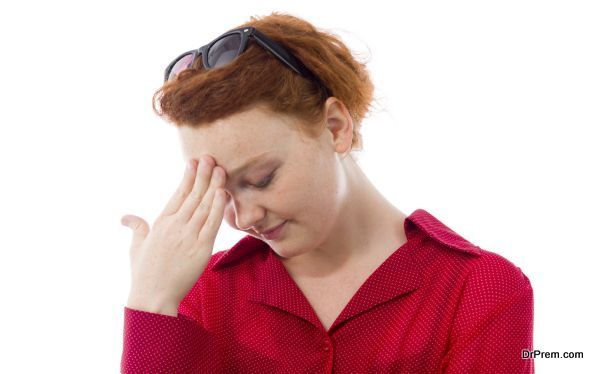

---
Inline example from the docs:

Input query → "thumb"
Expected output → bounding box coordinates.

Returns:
[121,214,149,246]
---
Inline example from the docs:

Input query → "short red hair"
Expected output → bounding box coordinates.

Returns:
[152,11,375,151]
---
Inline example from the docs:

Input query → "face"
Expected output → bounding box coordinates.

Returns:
[178,100,351,259]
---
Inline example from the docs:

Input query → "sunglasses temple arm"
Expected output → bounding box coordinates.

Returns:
[253,30,331,97]
[252,30,311,76]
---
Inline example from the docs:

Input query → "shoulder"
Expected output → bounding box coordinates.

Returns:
[408,208,532,295]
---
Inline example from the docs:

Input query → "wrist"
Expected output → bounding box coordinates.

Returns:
[127,294,180,317]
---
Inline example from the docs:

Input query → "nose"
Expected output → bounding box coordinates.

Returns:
[225,191,266,233]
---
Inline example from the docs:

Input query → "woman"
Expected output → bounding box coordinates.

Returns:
[120,12,534,373]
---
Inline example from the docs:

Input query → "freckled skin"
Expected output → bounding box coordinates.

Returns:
[177,97,407,279]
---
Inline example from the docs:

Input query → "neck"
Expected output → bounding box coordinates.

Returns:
[281,155,407,278]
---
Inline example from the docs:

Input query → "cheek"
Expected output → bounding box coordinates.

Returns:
[297,169,335,205]
[301,171,343,219]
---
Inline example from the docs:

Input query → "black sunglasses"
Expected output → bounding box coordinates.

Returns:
[164,26,332,98]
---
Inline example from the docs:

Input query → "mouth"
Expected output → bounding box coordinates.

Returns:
[260,220,287,240]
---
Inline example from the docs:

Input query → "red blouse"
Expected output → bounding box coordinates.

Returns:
[121,208,534,373]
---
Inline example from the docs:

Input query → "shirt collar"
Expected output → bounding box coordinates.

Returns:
[406,209,482,256]
[210,208,481,332]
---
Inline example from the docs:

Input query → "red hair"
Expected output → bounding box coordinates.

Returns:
[152,11,375,151]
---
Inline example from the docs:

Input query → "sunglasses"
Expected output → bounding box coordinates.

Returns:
[164,26,332,97]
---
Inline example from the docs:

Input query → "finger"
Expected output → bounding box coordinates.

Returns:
[121,214,150,248]
[159,159,198,217]
[196,188,227,244]
[160,156,212,217]
[188,166,225,231]
[178,161,220,223]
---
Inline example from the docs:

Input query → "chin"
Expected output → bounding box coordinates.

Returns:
[272,248,296,260]
[271,243,315,261]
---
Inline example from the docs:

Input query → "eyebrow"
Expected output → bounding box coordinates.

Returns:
[227,153,274,177]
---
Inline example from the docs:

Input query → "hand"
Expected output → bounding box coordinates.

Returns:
[122,155,227,314]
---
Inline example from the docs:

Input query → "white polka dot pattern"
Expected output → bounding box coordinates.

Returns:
[121,208,534,373]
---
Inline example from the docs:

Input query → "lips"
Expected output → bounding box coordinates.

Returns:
[262,221,285,234]
[261,220,287,240]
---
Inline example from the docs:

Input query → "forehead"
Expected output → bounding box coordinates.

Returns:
[177,105,300,172]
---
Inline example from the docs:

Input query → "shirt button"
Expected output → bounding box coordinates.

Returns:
[324,345,330,352]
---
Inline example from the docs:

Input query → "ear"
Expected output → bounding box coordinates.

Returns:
[323,97,354,158]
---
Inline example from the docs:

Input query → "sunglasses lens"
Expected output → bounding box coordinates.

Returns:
[207,34,242,68]
[168,53,195,81]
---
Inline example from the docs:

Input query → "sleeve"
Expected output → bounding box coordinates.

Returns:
[120,307,222,374]
[440,254,535,374]
[120,251,226,374]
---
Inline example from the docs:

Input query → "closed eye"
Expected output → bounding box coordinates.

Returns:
[252,172,275,189]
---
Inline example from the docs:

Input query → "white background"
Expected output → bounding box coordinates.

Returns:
[0,1,598,372]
